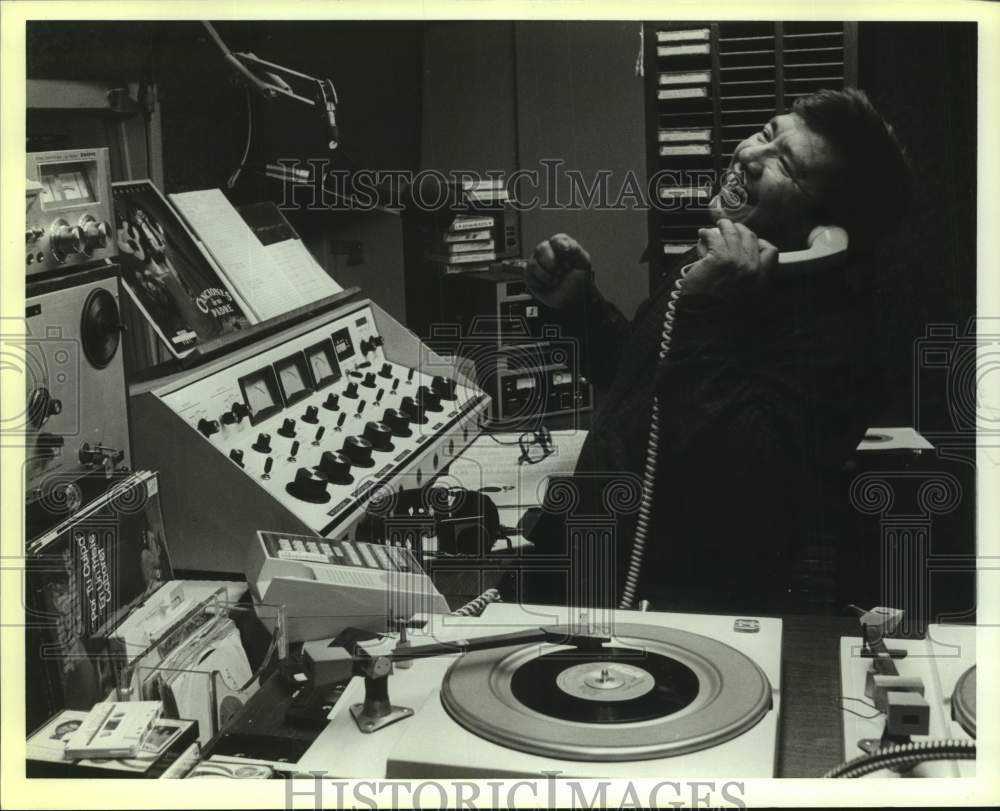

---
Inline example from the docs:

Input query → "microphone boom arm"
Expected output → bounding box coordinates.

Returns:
[202,21,339,150]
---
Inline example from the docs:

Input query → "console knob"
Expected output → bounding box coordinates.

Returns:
[221,410,238,426]
[197,418,220,437]
[399,395,426,424]
[252,432,272,453]
[229,449,245,467]
[285,467,331,504]
[302,405,320,424]
[416,385,443,412]
[323,392,340,411]
[382,407,412,438]
[379,362,393,379]
[232,402,251,423]
[277,417,297,438]
[344,381,359,399]
[432,375,458,401]
[317,450,353,484]
[50,221,82,259]
[27,387,61,429]
[362,372,377,388]
[341,435,374,467]
[80,217,112,253]
[363,420,394,452]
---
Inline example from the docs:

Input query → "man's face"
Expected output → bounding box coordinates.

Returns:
[708,112,840,250]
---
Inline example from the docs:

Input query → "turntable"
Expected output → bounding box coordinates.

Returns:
[839,621,976,777]
[296,603,782,778]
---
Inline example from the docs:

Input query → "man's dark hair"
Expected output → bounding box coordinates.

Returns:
[792,88,912,252]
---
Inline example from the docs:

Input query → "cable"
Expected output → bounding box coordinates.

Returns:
[618,269,690,609]
[823,739,976,778]
[226,85,253,189]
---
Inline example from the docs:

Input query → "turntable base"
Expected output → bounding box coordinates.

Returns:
[296,603,782,778]
[839,623,976,778]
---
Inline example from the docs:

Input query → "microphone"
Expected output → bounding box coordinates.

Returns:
[316,79,339,151]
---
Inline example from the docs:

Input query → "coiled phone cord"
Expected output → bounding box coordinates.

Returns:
[618,270,689,609]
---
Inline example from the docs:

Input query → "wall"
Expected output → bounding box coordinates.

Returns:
[514,22,649,320]
[420,21,649,321]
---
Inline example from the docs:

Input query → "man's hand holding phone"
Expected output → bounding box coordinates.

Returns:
[683,218,778,304]
[525,233,593,310]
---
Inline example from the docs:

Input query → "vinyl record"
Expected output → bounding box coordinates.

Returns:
[441,622,772,762]
[510,647,700,724]
[952,666,976,738]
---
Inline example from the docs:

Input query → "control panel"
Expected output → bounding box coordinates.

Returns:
[26,149,117,278]
[245,530,449,641]
[130,298,490,572]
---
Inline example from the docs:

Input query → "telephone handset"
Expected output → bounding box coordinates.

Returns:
[695,223,850,273]
[776,224,849,272]
[618,223,850,609]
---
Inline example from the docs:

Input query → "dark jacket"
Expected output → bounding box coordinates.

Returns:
[525,251,885,613]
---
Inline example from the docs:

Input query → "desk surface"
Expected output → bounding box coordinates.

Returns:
[213,611,859,778]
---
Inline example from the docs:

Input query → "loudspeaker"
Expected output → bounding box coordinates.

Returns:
[17,266,132,540]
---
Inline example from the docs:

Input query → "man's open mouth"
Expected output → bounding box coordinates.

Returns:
[718,166,750,210]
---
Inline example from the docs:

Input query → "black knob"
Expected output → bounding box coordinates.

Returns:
[375,388,385,403]
[263,457,274,478]
[432,376,458,401]
[359,337,373,355]
[198,418,221,437]
[232,402,251,423]
[289,440,300,460]
[362,372,377,388]
[221,411,238,426]
[229,449,245,467]
[27,387,61,429]
[356,399,367,415]
[323,392,340,411]
[379,362,393,379]
[341,435,375,467]
[313,426,326,445]
[285,467,331,503]
[363,421,394,452]
[252,433,272,453]
[344,381,359,399]
[382,408,412,438]
[302,405,319,424]
[336,412,347,429]
[317,450,353,484]
[416,385,443,412]
[407,369,415,382]
[392,378,400,392]
[399,395,426,424]
[278,418,297,438]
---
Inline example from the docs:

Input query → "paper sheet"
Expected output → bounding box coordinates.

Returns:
[170,189,339,322]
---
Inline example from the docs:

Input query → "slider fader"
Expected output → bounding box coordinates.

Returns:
[130,299,489,572]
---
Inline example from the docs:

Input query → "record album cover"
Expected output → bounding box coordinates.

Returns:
[112,180,252,358]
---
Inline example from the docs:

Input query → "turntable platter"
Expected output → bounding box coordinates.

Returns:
[952,666,976,738]
[440,622,772,762]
